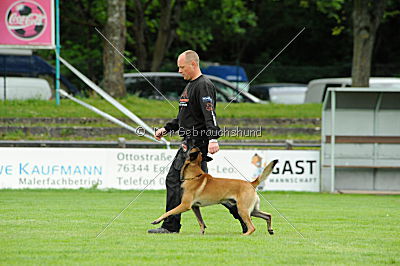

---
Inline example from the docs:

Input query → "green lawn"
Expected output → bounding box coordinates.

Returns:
[0,130,320,142]
[0,97,322,119]
[0,98,322,142]
[1,190,399,265]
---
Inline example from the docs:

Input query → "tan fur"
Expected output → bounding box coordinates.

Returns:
[151,147,278,236]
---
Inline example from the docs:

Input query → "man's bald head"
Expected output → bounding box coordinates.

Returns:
[177,50,202,80]
[181,50,200,65]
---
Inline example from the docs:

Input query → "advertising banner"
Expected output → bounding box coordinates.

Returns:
[0,148,320,192]
[0,0,54,48]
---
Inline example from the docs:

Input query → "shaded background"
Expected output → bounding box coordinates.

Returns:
[36,0,400,88]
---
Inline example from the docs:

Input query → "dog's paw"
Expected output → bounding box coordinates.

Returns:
[151,220,160,225]
[268,229,274,235]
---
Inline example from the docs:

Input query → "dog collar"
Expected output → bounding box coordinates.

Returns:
[183,173,203,181]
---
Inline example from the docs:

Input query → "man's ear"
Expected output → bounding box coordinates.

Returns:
[189,151,200,161]
[203,155,213,162]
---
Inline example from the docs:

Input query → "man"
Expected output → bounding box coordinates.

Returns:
[148,50,247,234]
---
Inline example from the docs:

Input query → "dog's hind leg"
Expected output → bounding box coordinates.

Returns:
[237,204,256,236]
[237,193,257,236]
[192,206,207,235]
[238,210,255,236]
[251,210,274,235]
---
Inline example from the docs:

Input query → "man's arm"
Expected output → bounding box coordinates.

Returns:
[155,117,179,140]
[164,117,179,133]
[198,83,221,154]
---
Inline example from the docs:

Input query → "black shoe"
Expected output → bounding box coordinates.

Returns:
[148,227,178,234]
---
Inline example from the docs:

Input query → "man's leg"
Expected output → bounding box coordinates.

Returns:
[160,149,185,232]
[148,148,185,234]
[160,166,182,232]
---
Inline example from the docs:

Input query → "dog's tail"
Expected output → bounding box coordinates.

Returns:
[251,160,279,188]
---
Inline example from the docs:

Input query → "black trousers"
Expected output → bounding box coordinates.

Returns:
[161,138,244,232]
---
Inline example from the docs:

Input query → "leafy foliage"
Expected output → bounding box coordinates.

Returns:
[32,0,400,88]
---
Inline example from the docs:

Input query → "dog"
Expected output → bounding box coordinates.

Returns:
[151,147,278,236]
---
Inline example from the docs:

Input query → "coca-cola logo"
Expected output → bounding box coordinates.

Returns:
[5,0,47,40]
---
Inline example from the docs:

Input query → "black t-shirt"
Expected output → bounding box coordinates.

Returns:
[164,75,221,139]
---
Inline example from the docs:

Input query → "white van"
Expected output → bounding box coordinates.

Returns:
[305,77,400,103]
[0,77,52,100]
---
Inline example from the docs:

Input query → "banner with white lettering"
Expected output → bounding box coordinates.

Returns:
[0,148,319,191]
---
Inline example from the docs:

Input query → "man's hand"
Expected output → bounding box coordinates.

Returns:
[208,142,219,154]
[154,127,167,140]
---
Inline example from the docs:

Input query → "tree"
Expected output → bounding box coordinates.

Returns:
[151,0,183,71]
[352,0,386,87]
[43,0,400,90]
[130,0,149,70]
[103,0,126,97]
[175,0,256,62]
[127,0,183,71]
[311,0,388,87]
[127,0,255,71]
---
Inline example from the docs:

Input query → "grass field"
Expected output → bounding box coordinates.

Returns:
[1,190,399,265]
[0,129,320,143]
[0,98,322,143]
[0,97,322,119]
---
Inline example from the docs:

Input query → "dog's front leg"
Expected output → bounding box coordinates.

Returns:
[151,194,194,225]
[151,203,192,224]
[192,206,207,234]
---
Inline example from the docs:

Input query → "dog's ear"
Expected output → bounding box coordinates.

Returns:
[189,151,200,161]
[203,155,213,162]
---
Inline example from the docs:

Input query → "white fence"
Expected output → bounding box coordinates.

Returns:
[0,148,320,192]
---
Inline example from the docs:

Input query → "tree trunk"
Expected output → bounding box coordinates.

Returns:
[351,0,386,87]
[151,0,182,71]
[103,0,126,97]
[150,0,176,72]
[133,0,148,70]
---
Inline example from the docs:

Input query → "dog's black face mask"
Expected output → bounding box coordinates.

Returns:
[187,148,213,162]
[189,150,200,161]
[180,148,213,181]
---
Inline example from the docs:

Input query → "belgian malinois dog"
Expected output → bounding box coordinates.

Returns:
[151,147,278,236]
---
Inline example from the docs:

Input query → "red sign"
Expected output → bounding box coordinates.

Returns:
[0,0,54,48]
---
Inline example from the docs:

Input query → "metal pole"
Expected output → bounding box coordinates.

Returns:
[55,0,60,105]
[321,89,328,192]
[373,93,383,166]
[59,89,160,143]
[58,56,170,149]
[330,89,336,193]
